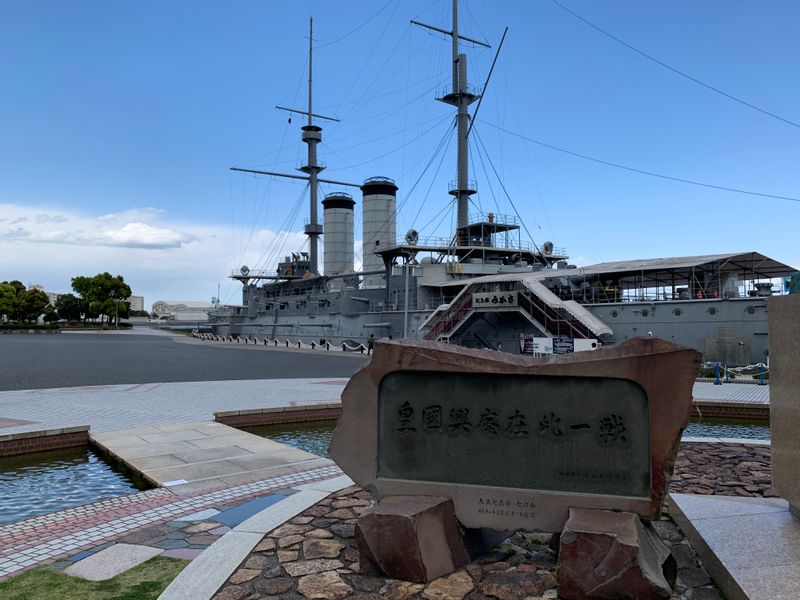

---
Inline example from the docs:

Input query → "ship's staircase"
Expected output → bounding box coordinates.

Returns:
[421,278,612,342]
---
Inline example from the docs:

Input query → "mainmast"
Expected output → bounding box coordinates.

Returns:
[412,0,490,241]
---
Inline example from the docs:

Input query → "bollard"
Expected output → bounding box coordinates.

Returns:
[311,341,316,349]
[326,342,330,350]
[714,363,721,385]
[286,340,289,347]
[360,345,364,354]
[298,340,301,348]
[342,343,346,352]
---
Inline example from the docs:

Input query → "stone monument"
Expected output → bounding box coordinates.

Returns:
[330,338,699,596]
[768,295,800,516]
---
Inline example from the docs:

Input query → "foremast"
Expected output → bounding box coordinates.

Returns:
[230,17,358,278]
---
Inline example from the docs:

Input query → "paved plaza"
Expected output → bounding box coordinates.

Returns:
[0,328,364,391]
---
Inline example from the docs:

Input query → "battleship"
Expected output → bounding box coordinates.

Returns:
[210,3,797,366]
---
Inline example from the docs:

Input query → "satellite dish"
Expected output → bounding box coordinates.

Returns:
[405,229,419,245]
[240,265,250,275]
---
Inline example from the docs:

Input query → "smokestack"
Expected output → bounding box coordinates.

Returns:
[322,192,355,290]
[361,177,397,289]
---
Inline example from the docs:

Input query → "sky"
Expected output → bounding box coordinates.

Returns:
[2,0,799,308]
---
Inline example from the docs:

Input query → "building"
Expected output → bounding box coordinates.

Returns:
[151,301,212,322]
[127,296,144,312]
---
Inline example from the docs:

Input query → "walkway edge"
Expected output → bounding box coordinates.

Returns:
[157,475,354,600]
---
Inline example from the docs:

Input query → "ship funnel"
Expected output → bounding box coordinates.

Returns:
[322,192,356,290]
[361,177,398,288]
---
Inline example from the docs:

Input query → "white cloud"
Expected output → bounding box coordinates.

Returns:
[0,203,306,307]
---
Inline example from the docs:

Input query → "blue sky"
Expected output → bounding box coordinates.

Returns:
[2,1,798,306]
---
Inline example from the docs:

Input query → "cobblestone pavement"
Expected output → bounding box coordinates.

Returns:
[213,487,720,600]
[671,441,774,497]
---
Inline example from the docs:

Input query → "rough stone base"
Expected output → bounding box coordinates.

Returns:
[355,495,470,583]
[557,508,676,599]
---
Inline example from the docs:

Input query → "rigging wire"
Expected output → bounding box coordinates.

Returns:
[550,0,800,130]
[473,127,541,253]
[412,123,456,233]
[480,120,800,203]
[316,0,394,49]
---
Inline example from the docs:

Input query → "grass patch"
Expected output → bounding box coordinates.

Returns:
[0,556,188,600]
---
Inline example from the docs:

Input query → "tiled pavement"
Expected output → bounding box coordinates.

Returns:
[0,377,349,436]
[692,381,770,404]
[0,462,343,580]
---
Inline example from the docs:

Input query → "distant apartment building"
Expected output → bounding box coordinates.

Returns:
[151,301,211,321]
[127,296,144,312]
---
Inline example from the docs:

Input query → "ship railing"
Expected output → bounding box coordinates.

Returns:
[438,83,481,98]
[467,211,517,225]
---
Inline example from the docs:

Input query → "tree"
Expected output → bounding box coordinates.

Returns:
[71,273,132,326]
[0,282,17,322]
[55,293,82,321]
[18,289,49,323]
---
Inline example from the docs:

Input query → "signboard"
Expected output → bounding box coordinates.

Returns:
[378,371,651,498]
[473,292,517,310]
[553,337,574,354]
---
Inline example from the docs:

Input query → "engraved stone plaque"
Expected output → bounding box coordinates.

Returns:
[378,372,650,498]
[330,338,699,531]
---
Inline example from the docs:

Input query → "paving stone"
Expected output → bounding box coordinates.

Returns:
[279,534,306,548]
[167,531,188,540]
[180,509,220,522]
[421,571,474,600]
[329,523,355,538]
[279,550,299,563]
[253,577,294,595]
[65,543,163,581]
[184,521,220,534]
[284,558,345,577]
[297,571,353,599]
[305,528,334,539]
[229,568,261,584]
[254,538,277,552]
[210,526,231,535]
[271,523,312,537]
[117,525,174,545]
[186,534,220,545]
[215,494,286,527]
[243,554,270,570]
[303,538,344,559]
[212,584,247,600]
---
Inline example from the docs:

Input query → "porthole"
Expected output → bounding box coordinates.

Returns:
[746,307,755,315]
[707,307,717,315]
[641,309,649,317]
[610,310,618,318]
[673,308,682,316]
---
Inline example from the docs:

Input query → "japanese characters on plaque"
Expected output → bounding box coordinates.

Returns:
[472,291,518,309]
[378,372,651,498]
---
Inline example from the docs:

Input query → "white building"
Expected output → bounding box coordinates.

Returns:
[127,295,144,312]
[151,301,212,321]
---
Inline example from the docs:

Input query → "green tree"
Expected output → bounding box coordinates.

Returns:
[18,288,49,323]
[71,273,132,326]
[0,282,17,322]
[55,293,82,321]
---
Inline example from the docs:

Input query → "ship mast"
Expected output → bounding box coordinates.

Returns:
[231,17,359,277]
[412,0,490,240]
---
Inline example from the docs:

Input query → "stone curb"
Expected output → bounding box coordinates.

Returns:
[681,436,770,446]
[156,475,354,600]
